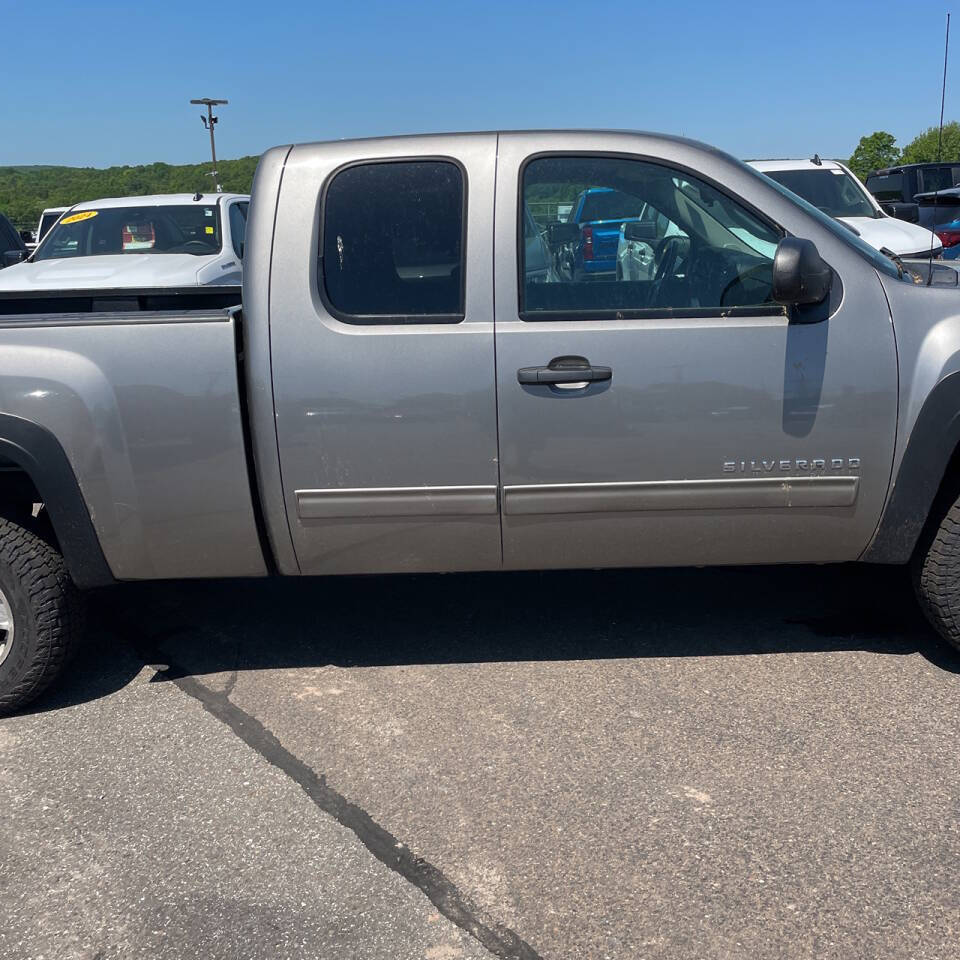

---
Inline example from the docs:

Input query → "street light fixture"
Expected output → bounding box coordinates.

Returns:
[190,98,228,193]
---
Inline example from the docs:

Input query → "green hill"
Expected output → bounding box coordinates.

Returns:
[0,156,260,230]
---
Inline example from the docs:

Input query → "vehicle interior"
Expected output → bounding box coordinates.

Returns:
[34,206,223,260]
[522,157,782,316]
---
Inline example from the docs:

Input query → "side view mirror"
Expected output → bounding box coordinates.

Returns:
[772,237,832,305]
[882,201,919,223]
[547,221,580,245]
[623,220,656,242]
[2,249,26,268]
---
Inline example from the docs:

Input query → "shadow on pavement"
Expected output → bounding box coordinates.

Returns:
[22,562,960,715]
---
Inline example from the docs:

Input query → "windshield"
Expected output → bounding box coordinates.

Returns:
[746,165,902,280]
[34,204,222,261]
[764,168,879,219]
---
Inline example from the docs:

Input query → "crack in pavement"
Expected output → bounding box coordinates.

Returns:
[142,653,544,960]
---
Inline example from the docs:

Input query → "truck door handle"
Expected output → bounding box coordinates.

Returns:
[517,355,612,386]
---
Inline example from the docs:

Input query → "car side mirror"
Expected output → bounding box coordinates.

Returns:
[2,249,26,267]
[547,222,580,245]
[772,237,832,305]
[882,201,919,223]
[622,220,656,242]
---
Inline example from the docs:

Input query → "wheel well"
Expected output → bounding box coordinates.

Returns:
[0,417,113,588]
[0,463,58,546]
[912,442,960,561]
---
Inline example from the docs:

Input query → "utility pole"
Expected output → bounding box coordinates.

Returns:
[190,98,228,192]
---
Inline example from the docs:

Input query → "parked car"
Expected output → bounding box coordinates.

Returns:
[751,158,942,259]
[7,130,960,712]
[0,193,250,290]
[865,161,960,218]
[0,213,27,270]
[523,205,557,283]
[28,206,69,251]
[886,186,960,260]
[568,186,645,279]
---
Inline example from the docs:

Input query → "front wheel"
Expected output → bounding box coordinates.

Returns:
[913,492,960,652]
[0,517,83,714]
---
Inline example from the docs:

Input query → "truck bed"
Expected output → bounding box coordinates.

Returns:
[0,286,267,580]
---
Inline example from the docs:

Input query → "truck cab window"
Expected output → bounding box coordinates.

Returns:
[320,160,464,323]
[229,202,248,259]
[520,155,781,319]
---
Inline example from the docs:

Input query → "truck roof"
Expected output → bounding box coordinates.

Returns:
[67,193,249,210]
[872,162,960,174]
[749,158,845,172]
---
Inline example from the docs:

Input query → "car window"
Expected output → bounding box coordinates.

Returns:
[38,212,62,242]
[229,202,248,259]
[320,160,464,323]
[0,218,18,252]
[866,172,904,201]
[520,155,782,319]
[34,205,223,260]
[764,168,878,219]
[918,166,960,193]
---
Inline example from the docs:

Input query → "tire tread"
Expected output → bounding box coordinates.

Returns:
[0,517,81,713]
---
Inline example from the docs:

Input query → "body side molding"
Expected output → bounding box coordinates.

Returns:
[503,476,860,516]
[296,485,499,520]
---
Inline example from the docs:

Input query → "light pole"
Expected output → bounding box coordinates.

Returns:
[190,98,228,193]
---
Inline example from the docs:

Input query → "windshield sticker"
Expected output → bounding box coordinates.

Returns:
[204,209,213,216]
[205,225,214,234]
[60,210,98,225]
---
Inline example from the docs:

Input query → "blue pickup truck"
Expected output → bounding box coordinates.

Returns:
[568,187,644,279]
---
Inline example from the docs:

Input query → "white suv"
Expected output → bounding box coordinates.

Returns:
[750,157,942,260]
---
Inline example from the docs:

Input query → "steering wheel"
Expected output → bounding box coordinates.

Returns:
[648,235,685,305]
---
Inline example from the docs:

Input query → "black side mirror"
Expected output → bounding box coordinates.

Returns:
[623,220,656,242]
[2,249,26,268]
[882,201,920,223]
[772,237,832,305]
[547,221,580,245]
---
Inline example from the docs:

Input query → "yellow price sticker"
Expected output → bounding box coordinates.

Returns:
[205,226,214,234]
[60,210,99,225]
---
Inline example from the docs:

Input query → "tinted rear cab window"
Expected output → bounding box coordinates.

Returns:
[321,160,465,323]
[866,172,904,201]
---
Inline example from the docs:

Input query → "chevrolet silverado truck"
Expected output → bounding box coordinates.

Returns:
[3,130,960,713]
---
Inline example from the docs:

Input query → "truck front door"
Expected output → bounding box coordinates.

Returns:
[269,135,501,575]
[493,133,898,570]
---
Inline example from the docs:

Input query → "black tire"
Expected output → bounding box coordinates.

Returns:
[913,494,960,652]
[0,517,83,714]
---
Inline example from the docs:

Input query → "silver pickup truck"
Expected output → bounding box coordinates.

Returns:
[2,130,960,713]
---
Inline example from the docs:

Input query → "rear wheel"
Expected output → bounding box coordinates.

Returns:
[0,517,83,714]
[913,493,960,652]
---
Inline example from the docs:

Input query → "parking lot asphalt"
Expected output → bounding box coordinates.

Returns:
[1,563,959,960]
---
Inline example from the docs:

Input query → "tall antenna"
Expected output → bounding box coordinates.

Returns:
[929,13,951,282]
[938,13,951,161]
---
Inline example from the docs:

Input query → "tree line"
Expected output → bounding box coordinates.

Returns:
[4,123,960,231]
[0,156,259,229]
[848,123,960,180]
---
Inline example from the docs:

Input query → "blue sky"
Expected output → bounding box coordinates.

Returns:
[2,0,956,167]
